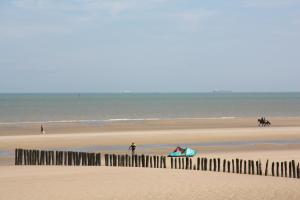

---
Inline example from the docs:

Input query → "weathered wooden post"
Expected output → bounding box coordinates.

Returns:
[227,161,231,173]
[153,156,157,168]
[189,158,192,170]
[201,158,204,170]
[209,159,212,171]
[142,155,145,167]
[218,158,221,172]
[145,155,149,168]
[178,158,182,169]
[232,159,235,173]
[292,160,296,178]
[128,155,132,167]
[289,161,292,178]
[239,159,243,174]
[186,157,189,170]
[150,156,153,168]
[284,161,287,177]
[15,149,18,165]
[171,158,174,169]
[272,162,275,176]
[251,160,255,175]
[297,163,300,178]
[281,162,283,177]
[236,159,239,173]
[96,153,101,166]
[156,156,159,168]
[276,162,279,177]
[197,157,200,170]
[104,154,108,166]
[223,159,226,172]
[109,154,112,166]
[248,160,251,175]
[213,158,217,171]
[244,160,246,174]
[265,160,269,176]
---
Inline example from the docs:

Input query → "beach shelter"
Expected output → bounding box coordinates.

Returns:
[168,147,197,157]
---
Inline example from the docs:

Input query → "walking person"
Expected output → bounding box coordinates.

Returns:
[129,142,136,155]
[41,125,45,135]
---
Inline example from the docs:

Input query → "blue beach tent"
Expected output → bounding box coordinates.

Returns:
[168,147,197,157]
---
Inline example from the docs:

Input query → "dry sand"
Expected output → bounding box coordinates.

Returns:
[1,166,300,200]
[1,117,300,199]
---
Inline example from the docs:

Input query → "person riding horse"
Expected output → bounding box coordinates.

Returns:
[258,117,271,127]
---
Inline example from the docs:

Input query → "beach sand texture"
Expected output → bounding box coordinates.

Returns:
[1,117,300,199]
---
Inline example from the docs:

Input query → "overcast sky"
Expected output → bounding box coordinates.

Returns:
[0,0,299,93]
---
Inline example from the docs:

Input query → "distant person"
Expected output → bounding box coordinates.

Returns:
[129,142,136,155]
[41,125,45,135]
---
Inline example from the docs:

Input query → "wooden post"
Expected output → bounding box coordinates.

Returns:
[292,160,296,178]
[218,158,221,172]
[289,161,292,178]
[223,159,226,172]
[150,156,153,168]
[128,155,131,167]
[146,155,149,168]
[171,158,174,169]
[281,162,283,177]
[235,158,240,174]
[104,154,108,166]
[248,160,251,175]
[209,159,212,171]
[272,162,275,176]
[276,162,279,177]
[153,156,157,168]
[182,158,186,170]
[284,161,287,177]
[232,159,235,173]
[239,159,243,174]
[142,155,145,167]
[96,153,101,166]
[244,160,246,174]
[197,158,200,170]
[186,157,189,170]
[156,156,159,168]
[297,163,300,178]
[213,158,217,171]
[251,160,255,175]
[265,160,269,176]
[189,158,192,170]
[108,154,112,166]
[227,161,231,173]
[178,158,182,169]
[15,149,18,165]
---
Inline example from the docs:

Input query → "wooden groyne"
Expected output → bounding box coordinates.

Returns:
[15,148,300,179]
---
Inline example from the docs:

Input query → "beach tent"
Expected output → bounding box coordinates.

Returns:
[168,147,197,157]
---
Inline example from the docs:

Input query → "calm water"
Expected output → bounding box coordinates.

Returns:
[0,93,300,124]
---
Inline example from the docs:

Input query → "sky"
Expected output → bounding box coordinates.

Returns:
[0,0,300,93]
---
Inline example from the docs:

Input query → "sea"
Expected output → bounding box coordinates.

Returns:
[0,93,300,124]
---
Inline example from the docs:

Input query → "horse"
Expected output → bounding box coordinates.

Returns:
[258,118,271,127]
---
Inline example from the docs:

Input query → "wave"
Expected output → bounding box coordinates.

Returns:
[0,116,237,126]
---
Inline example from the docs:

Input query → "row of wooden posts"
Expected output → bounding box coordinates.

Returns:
[104,154,167,168]
[15,149,300,179]
[170,157,300,178]
[15,148,101,166]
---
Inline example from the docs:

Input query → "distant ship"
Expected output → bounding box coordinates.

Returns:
[212,90,233,93]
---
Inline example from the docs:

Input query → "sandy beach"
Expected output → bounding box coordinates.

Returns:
[1,117,300,199]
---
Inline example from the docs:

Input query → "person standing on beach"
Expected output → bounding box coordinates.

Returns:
[41,125,45,135]
[129,142,136,155]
